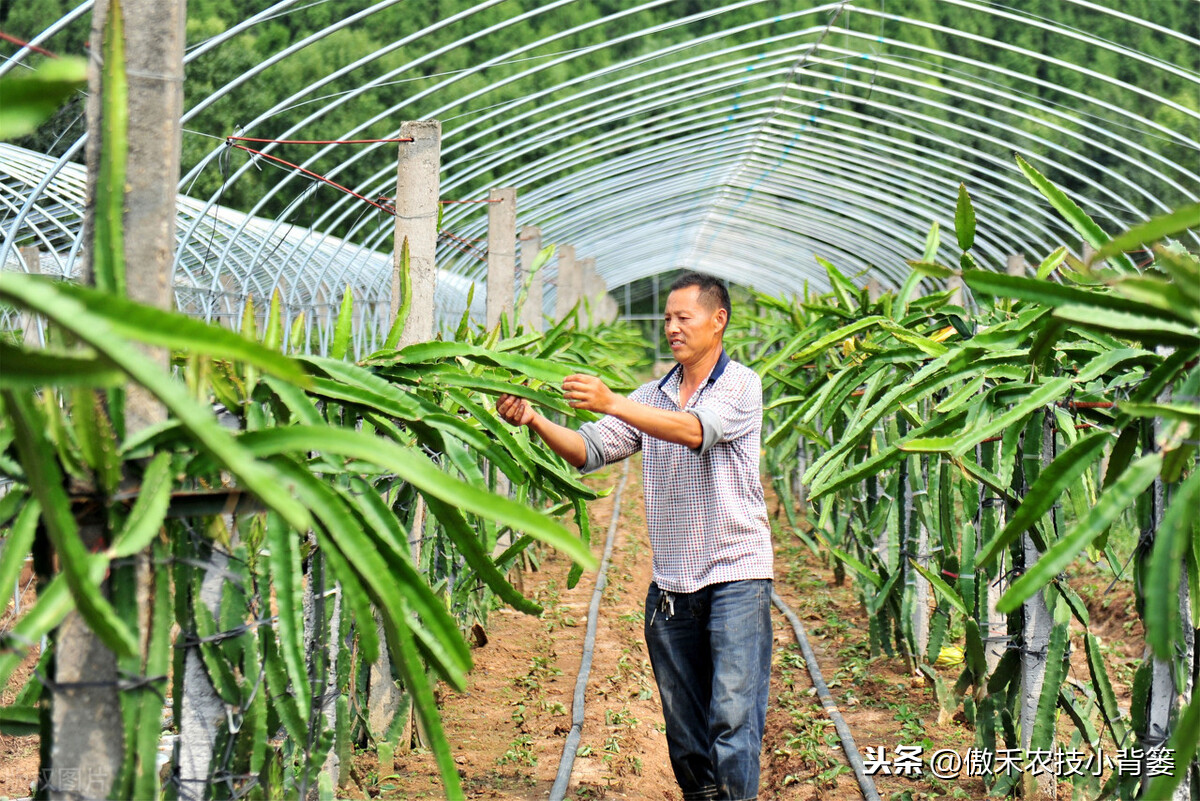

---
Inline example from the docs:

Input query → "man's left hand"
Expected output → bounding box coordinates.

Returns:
[562,374,617,414]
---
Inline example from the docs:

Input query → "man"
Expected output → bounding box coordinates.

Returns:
[496,272,774,801]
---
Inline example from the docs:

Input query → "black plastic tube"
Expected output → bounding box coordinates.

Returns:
[548,460,630,801]
[772,591,883,801]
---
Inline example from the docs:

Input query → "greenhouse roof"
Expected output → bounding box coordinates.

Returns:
[2,0,1197,316]
[0,143,483,349]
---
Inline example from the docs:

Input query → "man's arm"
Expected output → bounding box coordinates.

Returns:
[562,374,702,450]
[496,394,588,468]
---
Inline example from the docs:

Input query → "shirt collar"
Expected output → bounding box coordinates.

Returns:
[658,348,730,391]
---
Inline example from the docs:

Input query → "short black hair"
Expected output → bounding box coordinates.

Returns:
[669,272,731,322]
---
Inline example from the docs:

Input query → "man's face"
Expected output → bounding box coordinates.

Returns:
[664,285,727,364]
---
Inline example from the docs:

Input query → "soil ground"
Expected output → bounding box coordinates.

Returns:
[0,564,43,801]
[0,459,1147,801]
[341,457,1145,801]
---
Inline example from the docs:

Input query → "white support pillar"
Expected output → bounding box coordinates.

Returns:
[582,260,616,324]
[17,247,41,347]
[579,256,597,325]
[1018,412,1057,800]
[56,2,184,798]
[519,226,543,332]
[485,187,516,330]
[865,277,883,304]
[554,244,578,322]
[598,270,617,324]
[946,274,964,306]
[393,120,441,347]
[913,458,931,660]
[1006,253,1026,277]
[380,120,440,748]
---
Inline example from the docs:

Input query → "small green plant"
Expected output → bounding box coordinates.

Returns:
[497,734,537,767]
[779,649,805,670]
[605,706,639,729]
[892,703,933,748]
[538,582,579,631]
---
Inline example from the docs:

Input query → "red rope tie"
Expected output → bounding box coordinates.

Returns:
[437,237,487,262]
[440,231,485,243]
[440,242,486,262]
[228,143,395,215]
[1057,401,1115,409]
[0,31,58,58]
[438,230,487,261]
[226,135,414,145]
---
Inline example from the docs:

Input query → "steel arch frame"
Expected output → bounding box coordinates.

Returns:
[2,0,1196,335]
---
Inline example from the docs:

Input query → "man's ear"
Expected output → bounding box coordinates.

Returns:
[714,307,728,333]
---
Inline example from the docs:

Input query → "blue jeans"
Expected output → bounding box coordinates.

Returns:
[644,579,773,801]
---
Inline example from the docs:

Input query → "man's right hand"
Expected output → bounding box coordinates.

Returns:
[497,393,536,427]
[495,393,588,469]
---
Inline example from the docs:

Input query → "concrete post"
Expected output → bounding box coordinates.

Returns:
[554,244,578,322]
[1142,358,1193,800]
[865,277,883,304]
[17,247,41,347]
[946,274,964,306]
[601,296,616,324]
[178,548,228,795]
[380,121,440,746]
[913,457,931,659]
[581,261,615,324]
[597,270,617,323]
[1018,412,1057,800]
[519,226,543,332]
[393,120,441,347]
[579,257,597,325]
[79,0,179,429]
[1006,253,1026,277]
[485,187,517,330]
[53,2,183,798]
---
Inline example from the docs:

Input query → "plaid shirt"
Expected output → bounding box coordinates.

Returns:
[578,351,773,593]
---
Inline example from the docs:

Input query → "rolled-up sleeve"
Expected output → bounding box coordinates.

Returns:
[686,408,724,456]
[690,371,761,456]
[576,385,650,473]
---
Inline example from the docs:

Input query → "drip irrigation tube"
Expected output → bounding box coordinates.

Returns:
[548,459,630,801]
[546,464,878,800]
[772,591,883,801]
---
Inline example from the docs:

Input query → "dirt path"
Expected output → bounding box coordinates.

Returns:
[0,455,1138,800]
[764,533,986,801]
[0,565,44,800]
[355,458,996,801]
[350,458,679,800]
